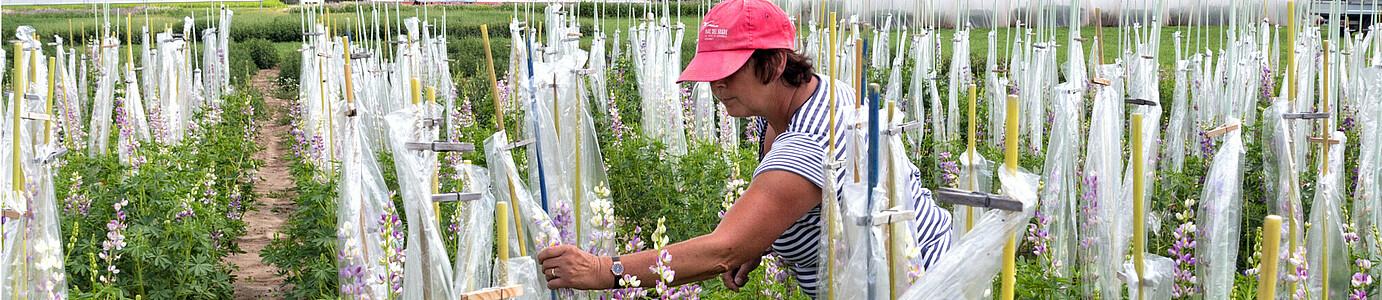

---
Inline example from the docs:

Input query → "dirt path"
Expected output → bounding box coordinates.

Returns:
[230,68,293,299]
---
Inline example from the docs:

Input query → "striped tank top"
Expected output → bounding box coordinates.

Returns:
[752,73,953,298]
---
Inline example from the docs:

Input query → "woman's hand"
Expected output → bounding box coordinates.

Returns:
[537,245,614,290]
[721,255,761,292]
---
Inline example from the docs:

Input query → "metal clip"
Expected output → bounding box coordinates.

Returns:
[1282,112,1329,120]
[933,187,1024,212]
[432,192,482,203]
[885,121,921,135]
[405,141,476,153]
[1124,98,1157,106]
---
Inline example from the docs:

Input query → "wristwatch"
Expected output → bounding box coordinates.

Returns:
[610,256,625,277]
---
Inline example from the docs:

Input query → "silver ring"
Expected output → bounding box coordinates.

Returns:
[549,268,556,277]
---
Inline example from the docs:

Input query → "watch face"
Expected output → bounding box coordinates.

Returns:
[612,263,625,275]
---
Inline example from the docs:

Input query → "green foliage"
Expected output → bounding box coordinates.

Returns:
[259,160,339,299]
[605,136,754,244]
[59,93,264,299]
[241,38,281,70]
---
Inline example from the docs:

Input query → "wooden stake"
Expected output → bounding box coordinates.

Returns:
[481,25,504,131]
[825,12,839,300]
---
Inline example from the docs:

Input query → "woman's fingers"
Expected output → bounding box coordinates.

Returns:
[721,268,741,292]
[537,244,576,263]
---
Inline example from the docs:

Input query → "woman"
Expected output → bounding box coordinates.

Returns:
[537,0,952,296]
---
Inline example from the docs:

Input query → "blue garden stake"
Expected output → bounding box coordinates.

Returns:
[523,29,551,214]
[861,38,880,300]
[523,27,559,300]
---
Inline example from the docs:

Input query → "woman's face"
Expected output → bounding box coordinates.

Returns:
[710,57,776,118]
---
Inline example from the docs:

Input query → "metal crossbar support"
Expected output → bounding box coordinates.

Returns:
[404,142,475,153]
[934,187,1024,212]
[501,138,535,151]
[431,192,483,203]
[1124,98,1158,106]
[1283,112,1330,120]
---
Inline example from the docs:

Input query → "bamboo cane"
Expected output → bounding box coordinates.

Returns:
[481,25,504,132]
[1258,215,1283,300]
[853,39,862,183]
[1000,94,1018,300]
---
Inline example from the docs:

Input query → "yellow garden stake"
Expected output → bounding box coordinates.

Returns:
[496,202,510,277]
[886,101,901,300]
[1258,215,1284,300]
[966,84,977,232]
[574,97,583,252]
[47,57,56,144]
[343,39,355,105]
[427,86,441,226]
[1286,1,1296,103]
[547,73,552,141]
[127,13,135,68]
[13,42,28,193]
[1000,94,1018,300]
[1132,113,1145,300]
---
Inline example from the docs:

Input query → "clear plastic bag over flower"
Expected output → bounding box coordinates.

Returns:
[1306,130,1350,299]
[899,166,1037,300]
[385,103,457,300]
[1194,118,1245,300]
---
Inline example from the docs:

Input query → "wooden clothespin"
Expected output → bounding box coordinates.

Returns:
[431,192,482,203]
[1308,136,1341,145]
[1124,98,1158,106]
[1073,37,1088,42]
[21,112,53,122]
[933,187,1025,212]
[459,285,525,300]
[303,31,324,36]
[1204,123,1241,137]
[404,141,476,153]
[0,209,21,220]
[1091,78,1112,86]
[501,138,536,151]
[350,53,372,60]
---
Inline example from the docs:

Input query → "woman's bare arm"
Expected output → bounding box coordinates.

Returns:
[539,169,822,289]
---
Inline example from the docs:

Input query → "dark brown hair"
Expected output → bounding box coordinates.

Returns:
[748,49,814,87]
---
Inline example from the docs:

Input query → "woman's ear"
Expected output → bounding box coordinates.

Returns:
[774,51,788,82]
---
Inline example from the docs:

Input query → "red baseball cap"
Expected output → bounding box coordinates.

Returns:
[676,0,796,83]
